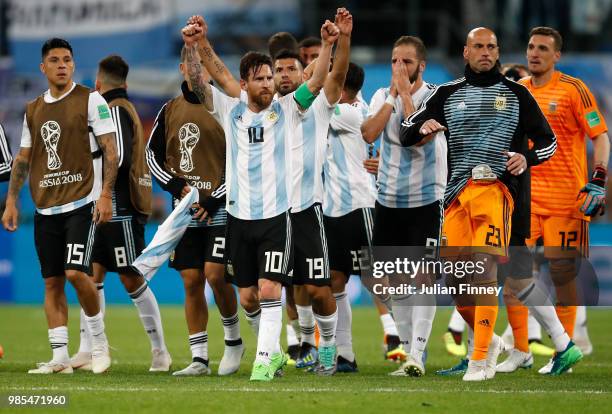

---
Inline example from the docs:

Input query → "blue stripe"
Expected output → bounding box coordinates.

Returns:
[272,101,288,216]
[328,128,352,215]
[248,113,264,218]
[228,103,246,216]
[300,110,317,209]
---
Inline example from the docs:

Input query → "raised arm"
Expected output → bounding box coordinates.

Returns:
[323,8,352,104]
[188,15,241,98]
[361,85,396,144]
[305,20,339,96]
[182,23,214,111]
[1,147,30,231]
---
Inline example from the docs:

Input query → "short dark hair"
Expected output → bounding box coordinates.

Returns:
[299,36,321,49]
[98,55,129,86]
[529,26,563,51]
[393,36,427,61]
[239,51,273,81]
[273,49,304,68]
[41,38,73,59]
[268,32,299,59]
[344,62,364,96]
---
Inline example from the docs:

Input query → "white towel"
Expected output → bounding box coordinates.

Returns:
[133,188,198,280]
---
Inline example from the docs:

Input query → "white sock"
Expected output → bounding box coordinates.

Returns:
[221,312,242,346]
[244,308,261,338]
[255,300,283,364]
[448,307,466,333]
[517,282,570,352]
[290,318,301,343]
[49,326,69,362]
[84,312,107,346]
[391,295,412,348]
[189,331,208,362]
[314,309,337,347]
[96,283,106,315]
[380,313,398,336]
[501,323,513,339]
[296,304,316,346]
[527,310,542,341]
[334,291,354,361]
[129,282,167,351]
[410,304,436,362]
[574,306,588,338]
[286,323,299,347]
[78,308,92,353]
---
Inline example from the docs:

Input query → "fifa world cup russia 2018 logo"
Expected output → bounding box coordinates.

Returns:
[179,123,200,173]
[41,120,62,170]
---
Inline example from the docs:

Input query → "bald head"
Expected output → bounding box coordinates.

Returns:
[466,27,497,45]
[464,27,499,73]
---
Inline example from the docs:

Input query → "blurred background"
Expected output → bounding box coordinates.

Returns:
[0,0,611,305]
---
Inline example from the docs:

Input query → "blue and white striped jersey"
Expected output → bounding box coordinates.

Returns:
[323,100,376,217]
[210,85,301,220]
[290,90,336,213]
[368,83,447,208]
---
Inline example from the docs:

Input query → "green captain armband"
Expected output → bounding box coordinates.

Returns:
[294,82,317,109]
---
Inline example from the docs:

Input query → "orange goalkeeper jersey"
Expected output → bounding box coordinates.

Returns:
[520,71,608,220]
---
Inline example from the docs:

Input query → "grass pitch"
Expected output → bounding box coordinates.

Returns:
[0,306,610,413]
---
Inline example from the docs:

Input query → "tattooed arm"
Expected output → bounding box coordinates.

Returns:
[2,147,31,231]
[187,15,241,98]
[94,131,118,224]
[182,23,214,111]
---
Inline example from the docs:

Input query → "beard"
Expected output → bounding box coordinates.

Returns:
[408,61,421,84]
[251,91,274,108]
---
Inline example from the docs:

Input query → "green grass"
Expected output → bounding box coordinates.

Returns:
[0,306,611,413]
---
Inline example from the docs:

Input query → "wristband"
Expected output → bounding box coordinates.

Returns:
[294,82,316,109]
[385,95,396,106]
[590,165,607,188]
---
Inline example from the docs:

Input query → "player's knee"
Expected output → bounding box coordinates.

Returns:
[239,288,259,311]
[305,285,327,305]
[550,259,577,286]
[258,279,281,301]
[44,276,65,295]
[330,271,347,294]
[181,270,204,294]
[119,274,145,293]
[65,269,86,284]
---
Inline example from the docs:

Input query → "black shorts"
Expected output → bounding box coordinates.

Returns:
[91,216,146,274]
[324,207,374,277]
[169,225,226,270]
[225,212,292,288]
[291,204,330,286]
[372,200,443,247]
[34,203,96,278]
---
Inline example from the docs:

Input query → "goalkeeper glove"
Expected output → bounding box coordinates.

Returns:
[578,165,607,216]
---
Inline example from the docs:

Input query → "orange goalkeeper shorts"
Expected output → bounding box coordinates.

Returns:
[443,179,513,258]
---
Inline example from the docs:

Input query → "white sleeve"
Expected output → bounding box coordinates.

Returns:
[88,91,117,136]
[330,104,363,135]
[210,84,238,124]
[20,114,32,148]
[367,88,386,118]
